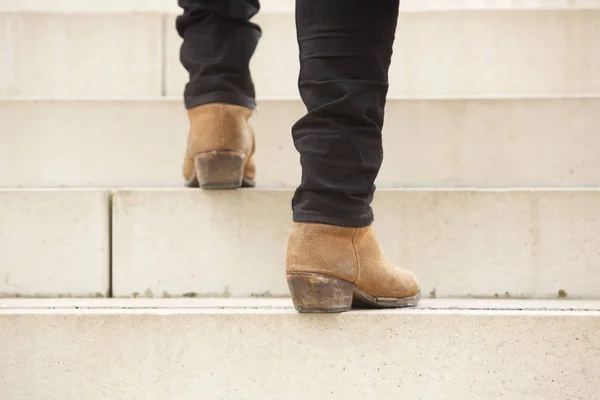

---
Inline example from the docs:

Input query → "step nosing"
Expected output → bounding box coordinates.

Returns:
[4,94,600,102]
[2,307,600,311]
[2,3,600,13]
[3,304,600,313]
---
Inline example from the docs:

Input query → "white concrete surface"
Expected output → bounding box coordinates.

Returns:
[111,189,291,299]
[0,13,162,97]
[0,299,598,399]
[2,97,600,188]
[2,298,600,312]
[166,10,600,98]
[2,11,598,97]
[112,189,600,300]
[1,0,599,13]
[0,189,110,297]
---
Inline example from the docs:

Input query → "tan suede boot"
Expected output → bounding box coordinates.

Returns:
[183,103,256,189]
[286,222,420,313]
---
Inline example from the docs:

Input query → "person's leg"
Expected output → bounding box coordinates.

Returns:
[292,0,398,227]
[177,0,260,189]
[177,0,261,109]
[286,0,420,313]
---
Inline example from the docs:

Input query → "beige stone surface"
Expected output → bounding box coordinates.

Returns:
[2,298,599,312]
[0,299,598,399]
[0,189,110,297]
[112,189,293,298]
[164,11,600,98]
[374,189,600,300]
[2,98,600,188]
[112,189,600,299]
[1,8,598,98]
[0,14,161,97]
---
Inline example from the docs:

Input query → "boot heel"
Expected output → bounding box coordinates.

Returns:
[287,273,354,313]
[194,150,246,189]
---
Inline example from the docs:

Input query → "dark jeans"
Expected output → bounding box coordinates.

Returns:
[177,0,399,227]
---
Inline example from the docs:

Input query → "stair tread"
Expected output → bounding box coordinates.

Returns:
[2,298,600,313]
[2,296,598,399]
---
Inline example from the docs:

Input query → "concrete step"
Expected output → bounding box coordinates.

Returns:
[2,97,600,188]
[2,0,598,13]
[112,188,600,300]
[0,189,109,297]
[2,188,600,299]
[1,298,598,399]
[2,10,599,97]
[0,13,162,97]
[168,10,600,99]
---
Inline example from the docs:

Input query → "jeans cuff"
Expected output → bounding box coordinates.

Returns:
[293,210,374,228]
[184,92,256,110]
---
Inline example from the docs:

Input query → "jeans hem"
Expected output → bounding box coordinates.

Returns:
[293,210,373,228]
[184,93,256,110]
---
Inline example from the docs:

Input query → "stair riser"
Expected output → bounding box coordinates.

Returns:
[2,188,600,299]
[112,189,600,299]
[0,190,109,297]
[2,11,600,97]
[168,11,600,98]
[0,14,162,97]
[2,98,600,188]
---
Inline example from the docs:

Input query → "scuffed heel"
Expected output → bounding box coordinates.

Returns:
[194,150,246,189]
[287,273,354,313]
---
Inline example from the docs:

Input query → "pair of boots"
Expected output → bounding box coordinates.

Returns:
[183,103,420,312]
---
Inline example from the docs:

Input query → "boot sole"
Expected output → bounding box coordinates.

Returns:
[287,272,421,313]
[185,150,255,189]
